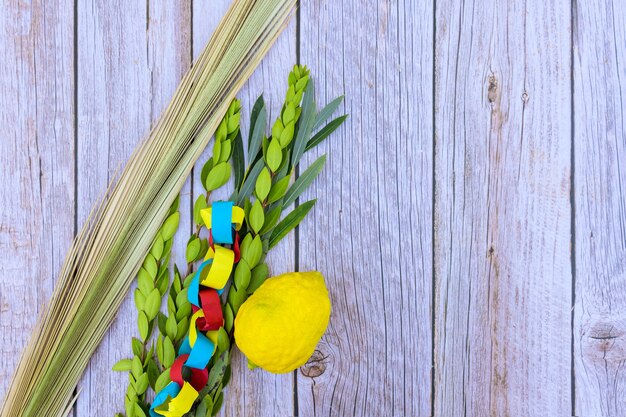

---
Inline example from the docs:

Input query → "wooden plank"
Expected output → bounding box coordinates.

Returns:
[573,2,626,415]
[297,1,433,415]
[434,1,572,415]
[75,1,191,415]
[192,2,297,415]
[0,0,75,401]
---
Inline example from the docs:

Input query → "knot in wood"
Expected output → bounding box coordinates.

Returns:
[488,75,498,103]
[300,349,328,378]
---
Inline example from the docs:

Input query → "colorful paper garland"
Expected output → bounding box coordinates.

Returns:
[150,201,244,417]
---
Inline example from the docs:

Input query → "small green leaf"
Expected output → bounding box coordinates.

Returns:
[161,212,180,241]
[186,237,201,263]
[135,373,149,395]
[176,316,189,341]
[237,158,264,206]
[155,370,171,393]
[283,154,327,207]
[151,234,164,259]
[228,286,247,315]
[112,358,133,372]
[249,200,265,234]
[145,288,161,320]
[163,337,175,368]
[205,162,231,191]
[243,235,263,268]
[131,355,143,378]
[267,175,291,204]
[265,138,282,172]
[313,95,344,130]
[200,157,214,187]
[156,270,169,296]
[291,80,316,169]
[147,358,159,389]
[143,254,158,280]
[176,302,191,322]
[156,335,164,364]
[224,304,234,332]
[234,259,251,290]
[138,312,149,341]
[134,402,147,417]
[137,268,152,296]
[306,115,348,152]
[248,263,269,294]
[131,338,143,358]
[217,327,230,353]
[134,289,146,311]
[255,167,272,201]
[157,313,167,336]
[259,204,282,235]
[194,195,207,226]
[269,200,317,249]
[166,315,177,341]
[279,121,295,148]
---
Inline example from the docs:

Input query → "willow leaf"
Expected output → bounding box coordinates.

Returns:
[269,199,316,249]
[283,154,326,208]
[232,131,245,189]
[248,98,267,162]
[305,114,348,152]
[290,81,316,171]
[237,158,265,206]
[313,95,344,130]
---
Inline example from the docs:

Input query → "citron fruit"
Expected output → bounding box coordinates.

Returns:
[234,271,331,373]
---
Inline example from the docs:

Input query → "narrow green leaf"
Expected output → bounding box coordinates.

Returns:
[112,358,133,372]
[291,81,316,170]
[313,95,344,130]
[283,154,326,207]
[232,130,245,189]
[306,115,348,152]
[212,392,224,416]
[269,200,317,249]
[248,96,265,145]
[205,162,231,191]
[248,100,267,162]
[237,158,264,206]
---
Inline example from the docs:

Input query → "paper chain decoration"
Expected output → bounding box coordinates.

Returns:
[150,201,244,417]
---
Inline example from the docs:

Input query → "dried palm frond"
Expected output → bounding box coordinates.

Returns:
[0,0,295,416]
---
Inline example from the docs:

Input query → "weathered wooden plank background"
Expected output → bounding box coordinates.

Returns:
[0,0,624,416]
